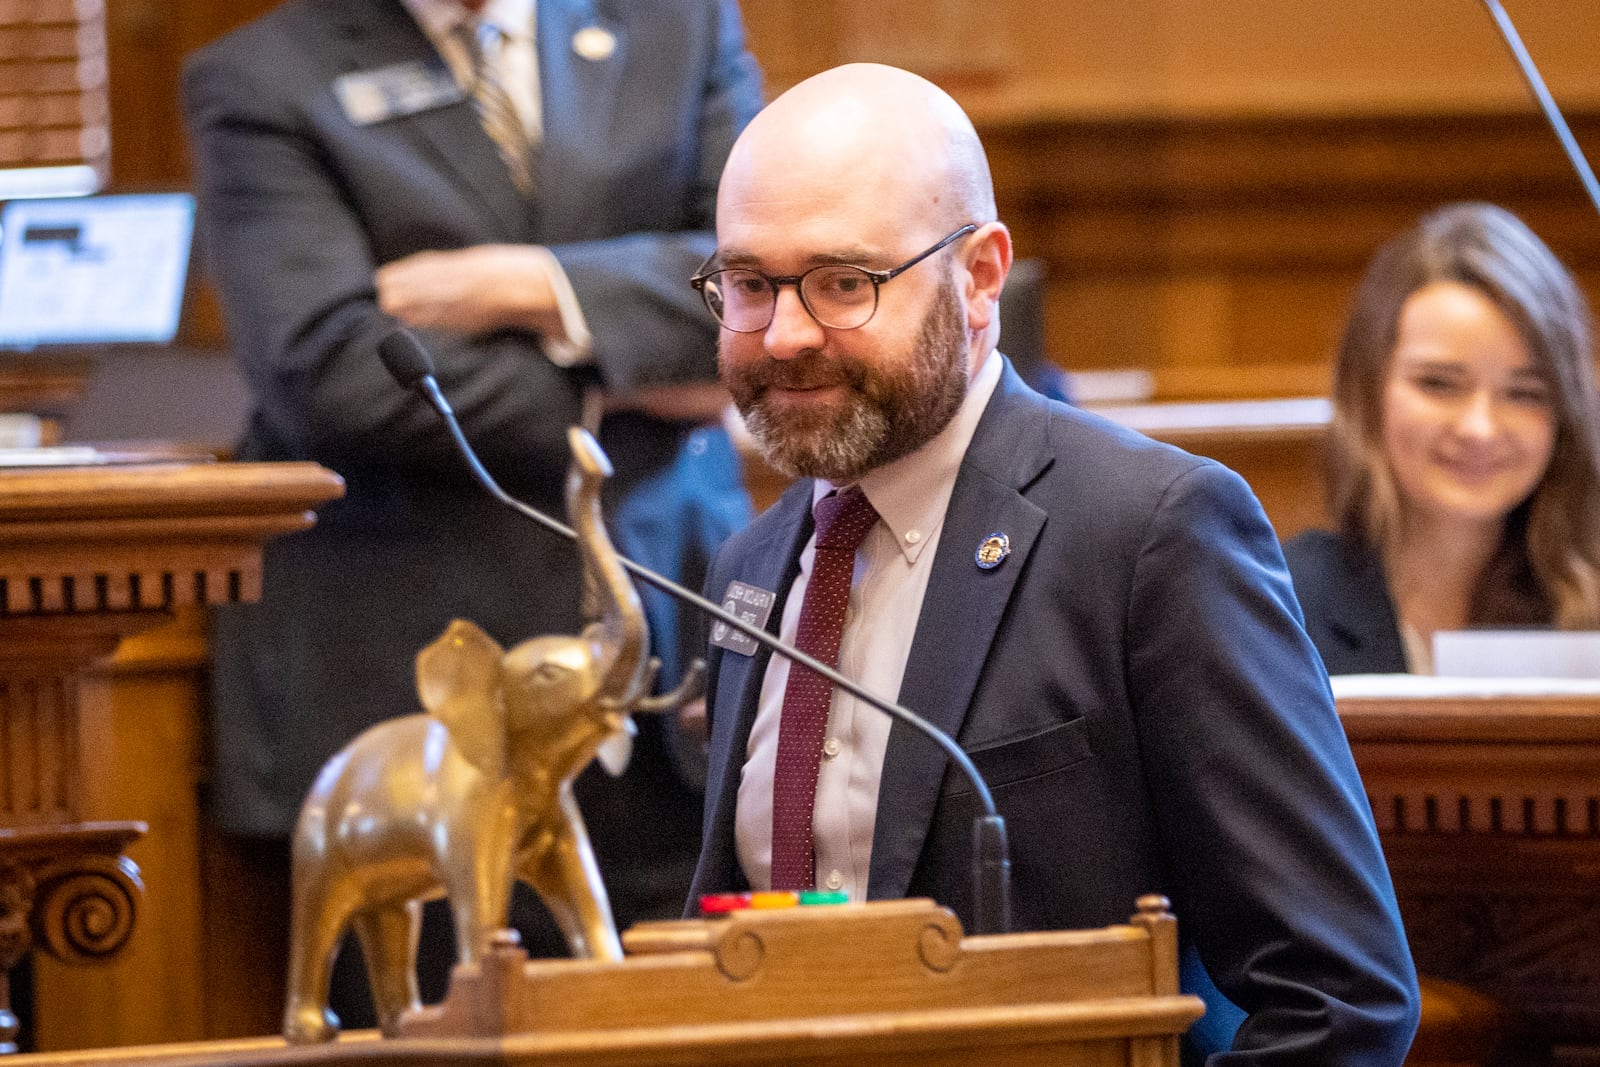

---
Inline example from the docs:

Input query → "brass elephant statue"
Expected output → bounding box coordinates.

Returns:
[282,427,701,1043]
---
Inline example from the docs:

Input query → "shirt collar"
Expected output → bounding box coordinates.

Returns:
[401,0,535,41]
[816,349,1004,565]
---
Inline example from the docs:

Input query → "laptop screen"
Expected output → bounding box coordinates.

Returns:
[0,192,196,351]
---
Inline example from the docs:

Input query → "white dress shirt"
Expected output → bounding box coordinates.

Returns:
[736,351,1003,897]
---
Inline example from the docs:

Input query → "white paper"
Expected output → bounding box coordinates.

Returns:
[1432,629,1600,680]
[1329,672,1600,700]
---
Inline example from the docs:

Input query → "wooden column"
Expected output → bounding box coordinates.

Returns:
[0,460,342,1051]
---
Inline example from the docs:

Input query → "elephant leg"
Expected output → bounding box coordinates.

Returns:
[351,900,423,1036]
[451,812,519,967]
[283,877,363,1044]
[521,793,623,961]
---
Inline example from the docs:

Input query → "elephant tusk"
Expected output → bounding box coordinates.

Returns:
[630,658,706,714]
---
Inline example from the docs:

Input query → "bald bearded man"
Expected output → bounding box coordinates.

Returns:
[687,65,1420,1064]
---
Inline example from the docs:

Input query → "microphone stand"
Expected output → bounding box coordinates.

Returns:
[1480,0,1600,218]
[385,331,1012,935]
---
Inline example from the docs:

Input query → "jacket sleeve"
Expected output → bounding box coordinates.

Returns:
[1126,462,1421,1065]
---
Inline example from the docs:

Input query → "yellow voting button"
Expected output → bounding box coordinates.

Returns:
[748,891,799,909]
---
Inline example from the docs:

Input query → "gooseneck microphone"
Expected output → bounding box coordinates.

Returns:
[377,327,1012,935]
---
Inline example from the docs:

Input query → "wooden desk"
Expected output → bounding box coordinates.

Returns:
[4,898,1203,1067]
[1337,680,1600,1054]
[1088,397,1330,539]
[0,460,343,1051]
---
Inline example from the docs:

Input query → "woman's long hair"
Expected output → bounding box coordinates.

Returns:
[1328,202,1600,628]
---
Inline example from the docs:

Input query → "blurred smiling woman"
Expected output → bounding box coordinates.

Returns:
[1285,202,1600,674]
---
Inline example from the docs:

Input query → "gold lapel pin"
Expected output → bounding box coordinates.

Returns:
[572,25,616,61]
[975,532,1010,570]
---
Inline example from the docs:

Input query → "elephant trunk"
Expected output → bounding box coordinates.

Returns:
[566,427,648,709]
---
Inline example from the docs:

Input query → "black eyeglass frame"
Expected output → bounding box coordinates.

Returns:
[689,223,979,333]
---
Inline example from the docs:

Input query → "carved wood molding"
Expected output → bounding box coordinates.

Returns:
[0,462,344,617]
[0,822,144,1052]
[0,459,342,1043]
[1339,693,1600,1050]
[0,462,343,525]
[0,823,145,967]
[1342,695,1600,835]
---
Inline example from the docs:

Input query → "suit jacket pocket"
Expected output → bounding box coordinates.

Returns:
[942,717,1091,797]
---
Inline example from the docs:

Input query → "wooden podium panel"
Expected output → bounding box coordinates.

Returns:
[1338,683,1600,1054]
[0,460,343,1051]
[4,898,1203,1067]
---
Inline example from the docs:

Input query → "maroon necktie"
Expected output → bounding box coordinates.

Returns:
[770,487,879,891]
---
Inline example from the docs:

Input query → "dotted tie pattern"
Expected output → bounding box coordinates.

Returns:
[769,487,880,891]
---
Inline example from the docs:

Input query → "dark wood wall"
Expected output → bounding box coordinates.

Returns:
[103,0,1600,400]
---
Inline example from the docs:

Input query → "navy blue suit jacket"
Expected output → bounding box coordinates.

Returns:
[691,360,1420,1064]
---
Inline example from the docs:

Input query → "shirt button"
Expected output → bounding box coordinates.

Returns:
[822,737,841,759]
[905,529,922,544]
[824,869,844,891]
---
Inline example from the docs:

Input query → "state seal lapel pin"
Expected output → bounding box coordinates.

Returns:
[975,532,1010,570]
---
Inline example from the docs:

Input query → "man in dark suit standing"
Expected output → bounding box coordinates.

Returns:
[687,63,1420,1064]
[182,0,762,1016]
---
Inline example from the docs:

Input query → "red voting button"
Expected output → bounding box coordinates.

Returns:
[698,893,749,915]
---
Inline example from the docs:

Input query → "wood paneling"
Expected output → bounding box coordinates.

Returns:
[983,112,1600,398]
[100,0,1600,395]
[102,0,274,189]
[733,2,1600,402]
[744,0,1600,121]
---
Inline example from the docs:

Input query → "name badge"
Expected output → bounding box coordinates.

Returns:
[710,580,776,657]
[333,59,465,126]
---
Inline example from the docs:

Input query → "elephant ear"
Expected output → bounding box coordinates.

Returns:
[416,619,507,778]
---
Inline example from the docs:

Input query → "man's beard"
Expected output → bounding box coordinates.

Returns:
[722,275,969,483]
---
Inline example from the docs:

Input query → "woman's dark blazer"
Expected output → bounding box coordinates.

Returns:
[1282,530,1409,675]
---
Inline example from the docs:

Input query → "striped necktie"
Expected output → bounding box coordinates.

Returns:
[769,487,879,891]
[456,21,535,196]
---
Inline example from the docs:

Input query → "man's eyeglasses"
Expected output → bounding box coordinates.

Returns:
[690,223,978,333]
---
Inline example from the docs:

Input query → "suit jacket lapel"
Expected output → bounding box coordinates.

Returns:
[326,0,530,239]
[869,361,1053,900]
[533,0,626,240]
[1324,543,1407,671]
